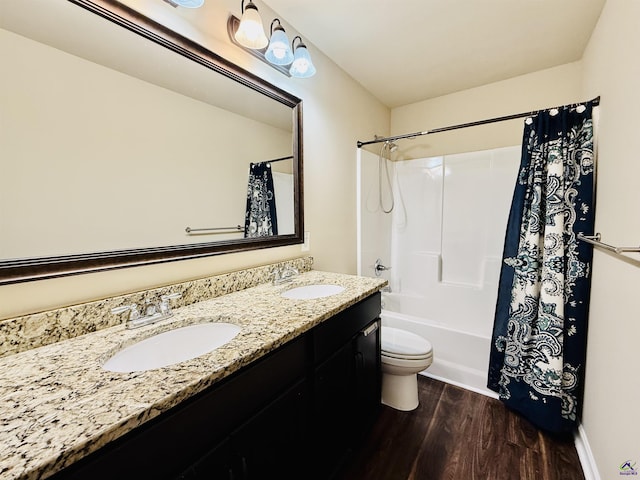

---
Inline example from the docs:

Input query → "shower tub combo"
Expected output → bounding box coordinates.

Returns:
[358,145,521,397]
[382,290,494,397]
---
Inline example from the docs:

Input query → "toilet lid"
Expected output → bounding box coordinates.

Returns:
[381,326,433,357]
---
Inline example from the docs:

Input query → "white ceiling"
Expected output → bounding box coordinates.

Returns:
[2,0,606,110]
[263,0,606,108]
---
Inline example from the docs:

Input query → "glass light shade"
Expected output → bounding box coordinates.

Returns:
[170,0,204,7]
[234,4,268,49]
[265,28,294,65]
[289,44,316,78]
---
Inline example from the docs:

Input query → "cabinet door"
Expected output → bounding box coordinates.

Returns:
[312,342,354,479]
[352,319,381,441]
[231,379,308,480]
[176,438,235,480]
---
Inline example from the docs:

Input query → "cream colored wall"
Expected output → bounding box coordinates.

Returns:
[580,0,640,477]
[390,61,583,159]
[391,4,640,476]
[2,29,291,258]
[0,0,389,319]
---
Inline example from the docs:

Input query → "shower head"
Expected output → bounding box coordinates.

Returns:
[385,141,398,152]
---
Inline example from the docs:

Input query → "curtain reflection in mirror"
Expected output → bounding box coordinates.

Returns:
[243,158,295,238]
[244,162,278,237]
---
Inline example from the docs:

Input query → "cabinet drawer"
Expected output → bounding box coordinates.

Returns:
[313,293,381,364]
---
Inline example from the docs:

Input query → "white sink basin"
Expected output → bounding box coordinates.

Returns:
[281,284,345,300]
[103,322,241,373]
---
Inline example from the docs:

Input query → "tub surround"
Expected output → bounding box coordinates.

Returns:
[0,257,314,358]
[0,267,386,480]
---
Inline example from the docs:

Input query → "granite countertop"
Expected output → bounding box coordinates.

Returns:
[0,271,386,480]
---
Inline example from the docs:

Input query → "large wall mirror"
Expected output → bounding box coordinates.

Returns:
[0,0,303,284]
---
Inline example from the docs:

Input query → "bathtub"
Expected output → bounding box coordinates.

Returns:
[381,293,498,398]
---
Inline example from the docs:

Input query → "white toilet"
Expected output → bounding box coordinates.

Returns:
[381,326,433,411]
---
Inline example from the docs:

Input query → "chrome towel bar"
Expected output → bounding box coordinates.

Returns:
[577,233,640,255]
[185,225,243,234]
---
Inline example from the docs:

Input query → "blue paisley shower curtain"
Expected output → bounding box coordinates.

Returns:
[487,101,596,434]
[244,162,278,238]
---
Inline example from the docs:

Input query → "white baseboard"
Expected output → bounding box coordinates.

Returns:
[420,371,499,399]
[574,422,601,480]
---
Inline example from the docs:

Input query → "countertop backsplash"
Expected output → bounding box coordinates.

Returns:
[0,256,314,358]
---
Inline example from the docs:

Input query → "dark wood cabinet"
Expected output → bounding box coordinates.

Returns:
[312,298,381,479]
[313,341,357,479]
[353,319,382,440]
[176,438,234,480]
[51,293,381,480]
[178,379,308,480]
[230,379,308,479]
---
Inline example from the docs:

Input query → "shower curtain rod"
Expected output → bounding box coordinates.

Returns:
[356,96,600,148]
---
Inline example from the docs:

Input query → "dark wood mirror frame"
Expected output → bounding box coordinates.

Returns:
[0,0,303,285]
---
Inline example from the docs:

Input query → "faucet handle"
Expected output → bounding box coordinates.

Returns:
[285,265,299,275]
[111,304,141,321]
[160,292,182,315]
[271,267,282,282]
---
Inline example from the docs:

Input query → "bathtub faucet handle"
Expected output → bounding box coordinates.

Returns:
[374,258,391,276]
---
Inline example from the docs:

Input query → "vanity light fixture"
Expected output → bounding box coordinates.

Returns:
[234,0,268,49]
[265,19,294,66]
[228,2,316,79]
[289,36,316,78]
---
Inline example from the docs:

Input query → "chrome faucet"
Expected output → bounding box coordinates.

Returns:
[111,292,182,329]
[271,265,299,285]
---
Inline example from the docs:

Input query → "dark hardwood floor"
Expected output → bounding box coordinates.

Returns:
[336,376,584,480]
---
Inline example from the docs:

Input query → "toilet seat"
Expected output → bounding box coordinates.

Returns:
[381,326,433,358]
[382,353,433,370]
[382,350,433,361]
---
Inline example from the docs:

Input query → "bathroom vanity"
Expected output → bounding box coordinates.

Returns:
[0,269,385,480]
[54,294,380,480]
